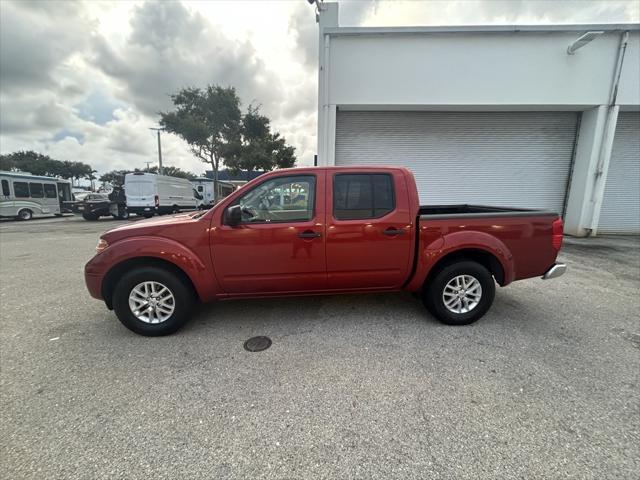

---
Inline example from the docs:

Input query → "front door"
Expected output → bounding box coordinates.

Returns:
[211,172,327,294]
[325,170,414,290]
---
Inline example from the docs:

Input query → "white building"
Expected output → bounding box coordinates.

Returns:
[316,3,640,235]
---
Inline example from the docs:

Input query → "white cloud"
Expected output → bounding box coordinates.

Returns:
[1,0,638,177]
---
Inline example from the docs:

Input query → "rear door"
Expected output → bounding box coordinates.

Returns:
[325,169,414,290]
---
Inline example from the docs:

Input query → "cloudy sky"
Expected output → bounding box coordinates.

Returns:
[1,0,638,177]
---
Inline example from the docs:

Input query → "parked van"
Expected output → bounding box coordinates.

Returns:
[0,171,73,220]
[124,172,198,218]
[191,178,235,208]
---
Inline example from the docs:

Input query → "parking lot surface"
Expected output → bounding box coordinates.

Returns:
[1,215,639,479]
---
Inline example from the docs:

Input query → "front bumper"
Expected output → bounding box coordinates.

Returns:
[542,263,566,280]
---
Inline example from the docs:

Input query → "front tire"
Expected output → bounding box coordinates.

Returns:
[423,260,495,326]
[112,266,195,336]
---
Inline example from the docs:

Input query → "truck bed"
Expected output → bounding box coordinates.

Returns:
[419,204,556,219]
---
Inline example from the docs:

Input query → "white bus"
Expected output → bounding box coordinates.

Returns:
[124,172,199,218]
[0,171,73,220]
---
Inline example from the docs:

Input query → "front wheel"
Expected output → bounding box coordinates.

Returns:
[112,267,195,336]
[423,260,495,326]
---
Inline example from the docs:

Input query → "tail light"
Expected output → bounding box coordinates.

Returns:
[154,195,159,207]
[552,217,564,251]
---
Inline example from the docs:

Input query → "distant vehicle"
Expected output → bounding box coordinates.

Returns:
[0,171,73,220]
[85,166,566,336]
[73,191,91,202]
[66,187,128,221]
[124,172,198,218]
[191,178,235,209]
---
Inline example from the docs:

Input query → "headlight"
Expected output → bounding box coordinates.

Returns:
[96,239,109,253]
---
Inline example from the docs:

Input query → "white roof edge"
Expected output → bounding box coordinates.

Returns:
[324,23,640,36]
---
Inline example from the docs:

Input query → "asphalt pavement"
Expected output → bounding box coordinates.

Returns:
[1,215,638,479]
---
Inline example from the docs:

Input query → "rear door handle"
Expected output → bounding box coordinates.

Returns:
[383,228,405,236]
[298,231,321,239]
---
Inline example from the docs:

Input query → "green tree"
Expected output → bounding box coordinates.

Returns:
[147,165,197,180]
[0,154,16,171]
[0,151,94,182]
[221,106,295,174]
[160,85,241,195]
[99,170,129,187]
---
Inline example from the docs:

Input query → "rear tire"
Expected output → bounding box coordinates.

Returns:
[112,266,195,336]
[423,260,495,326]
[17,209,33,221]
[143,212,154,218]
[82,213,98,221]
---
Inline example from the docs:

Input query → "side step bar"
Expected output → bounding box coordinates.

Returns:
[542,263,566,280]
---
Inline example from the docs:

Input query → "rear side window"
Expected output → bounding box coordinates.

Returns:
[29,183,44,198]
[44,184,57,198]
[333,174,395,220]
[1,180,9,196]
[13,182,29,198]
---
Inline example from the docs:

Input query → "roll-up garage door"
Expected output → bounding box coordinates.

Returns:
[598,112,640,234]
[335,111,579,212]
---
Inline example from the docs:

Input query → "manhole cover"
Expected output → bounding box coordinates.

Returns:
[244,336,272,352]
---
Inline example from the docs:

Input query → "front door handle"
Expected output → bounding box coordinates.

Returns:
[298,230,321,239]
[383,228,405,236]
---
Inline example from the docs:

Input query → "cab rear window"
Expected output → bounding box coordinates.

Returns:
[333,173,395,220]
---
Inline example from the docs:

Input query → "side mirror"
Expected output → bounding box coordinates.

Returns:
[224,204,242,226]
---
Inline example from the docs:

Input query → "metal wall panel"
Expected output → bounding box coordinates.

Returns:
[335,111,579,212]
[598,112,640,234]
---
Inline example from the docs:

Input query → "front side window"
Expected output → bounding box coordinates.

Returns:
[13,182,29,198]
[234,175,315,223]
[44,184,57,198]
[333,174,395,220]
[1,180,9,196]
[29,183,44,198]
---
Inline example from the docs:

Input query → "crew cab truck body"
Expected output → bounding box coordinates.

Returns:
[85,166,566,336]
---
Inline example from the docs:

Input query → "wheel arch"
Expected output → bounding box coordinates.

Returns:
[422,248,506,291]
[101,257,197,309]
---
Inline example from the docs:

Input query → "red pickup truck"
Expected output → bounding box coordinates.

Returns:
[85,166,566,336]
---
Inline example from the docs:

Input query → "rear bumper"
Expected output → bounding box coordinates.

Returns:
[127,206,157,214]
[542,263,566,280]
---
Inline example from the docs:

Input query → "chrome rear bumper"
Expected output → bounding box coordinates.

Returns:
[542,263,566,280]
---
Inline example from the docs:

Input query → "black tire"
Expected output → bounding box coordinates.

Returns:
[423,260,495,326]
[112,266,195,336]
[172,205,179,214]
[17,209,33,221]
[119,210,129,220]
[142,213,154,219]
[82,213,98,221]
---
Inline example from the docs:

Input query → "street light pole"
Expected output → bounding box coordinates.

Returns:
[149,127,164,175]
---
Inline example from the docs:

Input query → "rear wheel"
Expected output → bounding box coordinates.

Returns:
[423,260,495,326]
[112,266,195,336]
[142,212,154,218]
[17,209,33,221]
[82,213,99,221]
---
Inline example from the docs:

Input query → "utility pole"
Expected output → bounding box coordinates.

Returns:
[149,127,164,175]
